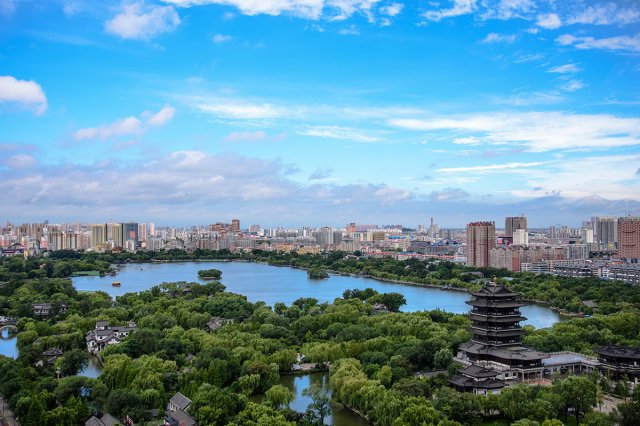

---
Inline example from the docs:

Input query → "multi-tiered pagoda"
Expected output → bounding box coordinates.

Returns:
[450,281,546,394]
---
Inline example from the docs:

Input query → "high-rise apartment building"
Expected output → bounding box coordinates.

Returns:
[91,224,107,247]
[48,231,63,251]
[138,223,148,242]
[231,219,240,233]
[595,217,618,245]
[505,216,527,237]
[466,221,496,268]
[316,227,334,247]
[618,217,640,260]
[513,228,528,246]
[111,224,123,247]
[346,223,357,234]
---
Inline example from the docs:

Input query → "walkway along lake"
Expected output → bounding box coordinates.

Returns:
[73,261,561,329]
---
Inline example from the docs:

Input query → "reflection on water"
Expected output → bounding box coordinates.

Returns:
[78,356,103,378]
[0,327,18,359]
[73,262,560,329]
[250,372,368,426]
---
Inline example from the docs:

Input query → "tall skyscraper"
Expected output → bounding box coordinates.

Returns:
[231,219,240,233]
[618,217,640,260]
[466,221,496,268]
[122,222,139,244]
[91,224,107,247]
[505,215,527,237]
[595,217,618,245]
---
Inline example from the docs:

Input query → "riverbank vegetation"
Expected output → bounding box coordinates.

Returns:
[1,254,640,425]
[6,248,640,316]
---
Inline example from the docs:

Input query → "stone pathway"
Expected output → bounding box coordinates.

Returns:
[0,397,20,426]
[598,394,624,414]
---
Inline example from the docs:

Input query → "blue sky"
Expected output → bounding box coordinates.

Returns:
[1,0,639,227]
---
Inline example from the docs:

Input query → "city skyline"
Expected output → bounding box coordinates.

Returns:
[1,1,640,226]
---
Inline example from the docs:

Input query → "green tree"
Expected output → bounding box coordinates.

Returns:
[556,376,598,424]
[57,349,89,376]
[433,348,453,370]
[303,384,331,426]
[264,384,294,410]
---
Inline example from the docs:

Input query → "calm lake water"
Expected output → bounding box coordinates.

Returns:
[73,261,561,329]
[250,372,368,426]
[0,327,18,359]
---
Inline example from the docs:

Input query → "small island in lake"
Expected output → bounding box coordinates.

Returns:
[307,268,329,279]
[197,268,222,280]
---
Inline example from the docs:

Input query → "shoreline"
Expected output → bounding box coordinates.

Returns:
[96,258,574,320]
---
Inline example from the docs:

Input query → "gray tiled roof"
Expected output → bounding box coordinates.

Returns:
[169,392,192,411]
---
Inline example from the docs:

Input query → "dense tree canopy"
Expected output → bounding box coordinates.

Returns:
[0,252,638,425]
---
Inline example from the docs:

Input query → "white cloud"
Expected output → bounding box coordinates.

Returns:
[337,25,360,35]
[480,0,534,20]
[224,130,267,142]
[437,162,546,173]
[145,105,176,127]
[536,13,561,29]
[5,154,37,169]
[429,187,469,201]
[512,154,640,201]
[163,0,390,21]
[561,79,584,92]
[380,2,402,17]
[74,105,176,140]
[453,136,483,145]
[373,185,412,202]
[556,33,640,53]
[567,3,640,26]
[105,1,181,40]
[547,63,581,74]
[422,0,476,22]
[388,112,640,152]
[298,125,379,142]
[513,52,544,63]
[195,101,285,119]
[0,75,48,115]
[74,117,142,140]
[482,32,516,43]
[212,33,233,43]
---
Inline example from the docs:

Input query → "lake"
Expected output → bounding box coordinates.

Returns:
[73,261,561,329]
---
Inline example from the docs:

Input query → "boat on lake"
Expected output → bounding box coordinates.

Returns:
[112,281,121,287]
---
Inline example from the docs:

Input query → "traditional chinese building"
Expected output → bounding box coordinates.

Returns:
[451,282,547,393]
[85,320,137,354]
[597,346,640,384]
